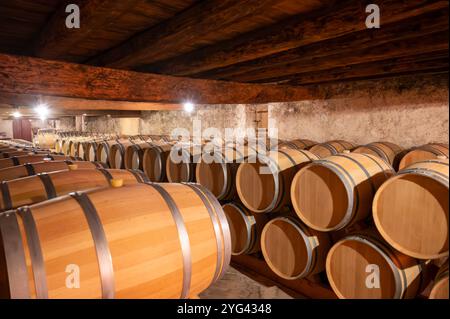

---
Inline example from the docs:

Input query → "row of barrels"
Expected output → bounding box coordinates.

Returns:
[213,140,448,299]
[225,201,449,299]
[223,161,448,298]
[0,140,232,299]
[1,138,448,299]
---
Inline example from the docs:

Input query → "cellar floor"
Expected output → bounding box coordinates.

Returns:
[199,267,299,299]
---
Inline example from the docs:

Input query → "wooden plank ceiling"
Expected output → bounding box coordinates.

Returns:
[0,0,448,113]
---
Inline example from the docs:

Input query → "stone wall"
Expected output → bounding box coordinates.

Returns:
[269,74,449,148]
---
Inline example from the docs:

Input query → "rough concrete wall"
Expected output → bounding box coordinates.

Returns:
[140,104,251,139]
[269,74,449,148]
[85,116,121,134]
[85,116,140,135]
[54,118,76,131]
[83,74,448,148]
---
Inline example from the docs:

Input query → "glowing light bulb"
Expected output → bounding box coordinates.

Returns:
[183,102,195,113]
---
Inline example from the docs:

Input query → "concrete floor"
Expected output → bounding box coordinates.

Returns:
[199,267,293,299]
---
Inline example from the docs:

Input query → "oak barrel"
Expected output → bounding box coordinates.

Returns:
[429,261,449,299]
[309,140,355,158]
[399,143,449,170]
[109,140,135,169]
[326,231,428,299]
[236,149,318,213]
[166,144,202,183]
[142,143,173,182]
[373,159,449,259]
[275,139,317,151]
[124,141,164,170]
[291,153,394,231]
[261,215,331,279]
[195,145,258,201]
[0,183,231,299]
[0,168,147,211]
[353,141,404,170]
[0,160,104,182]
[223,202,269,255]
[0,154,75,170]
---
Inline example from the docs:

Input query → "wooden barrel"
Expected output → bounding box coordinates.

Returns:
[61,139,70,155]
[245,137,282,152]
[96,140,117,166]
[326,231,428,299]
[236,149,318,213]
[373,159,449,259]
[0,183,231,299]
[55,139,63,153]
[142,143,173,182]
[222,202,269,255]
[291,153,394,231]
[195,145,258,201]
[1,150,51,158]
[429,261,449,299]
[166,144,202,183]
[0,160,104,182]
[84,141,100,161]
[399,143,449,170]
[0,154,75,170]
[0,147,18,154]
[109,140,135,169]
[0,168,147,211]
[124,141,162,170]
[275,139,317,151]
[309,140,355,158]
[68,139,80,157]
[352,141,404,170]
[261,215,331,279]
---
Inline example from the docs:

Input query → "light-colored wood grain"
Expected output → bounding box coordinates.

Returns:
[326,230,427,299]
[429,261,449,299]
[309,140,354,159]
[399,143,449,170]
[373,159,449,259]
[143,143,173,182]
[0,161,103,182]
[352,141,403,170]
[276,139,317,151]
[236,149,318,213]
[0,155,71,169]
[0,183,230,299]
[291,153,394,231]
[0,169,143,211]
[223,203,268,255]
[261,215,330,280]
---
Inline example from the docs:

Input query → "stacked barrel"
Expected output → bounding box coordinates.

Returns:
[0,139,231,299]
[1,135,448,299]
[192,137,448,299]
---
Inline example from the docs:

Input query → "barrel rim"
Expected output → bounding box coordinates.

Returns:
[222,202,254,256]
[261,216,314,280]
[326,235,405,299]
[235,154,280,213]
[195,152,230,200]
[291,160,354,231]
[373,168,449,260]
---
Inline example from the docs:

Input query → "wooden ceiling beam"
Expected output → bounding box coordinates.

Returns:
[284,54,449,86]
[33,0,141,60]
[0,106,142,118]
[0,53,317,105]
[0,93,183,111]
[196,10,449,80]
[87,0,281,68]
[147,0,448,76]
[238,31,449,83]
